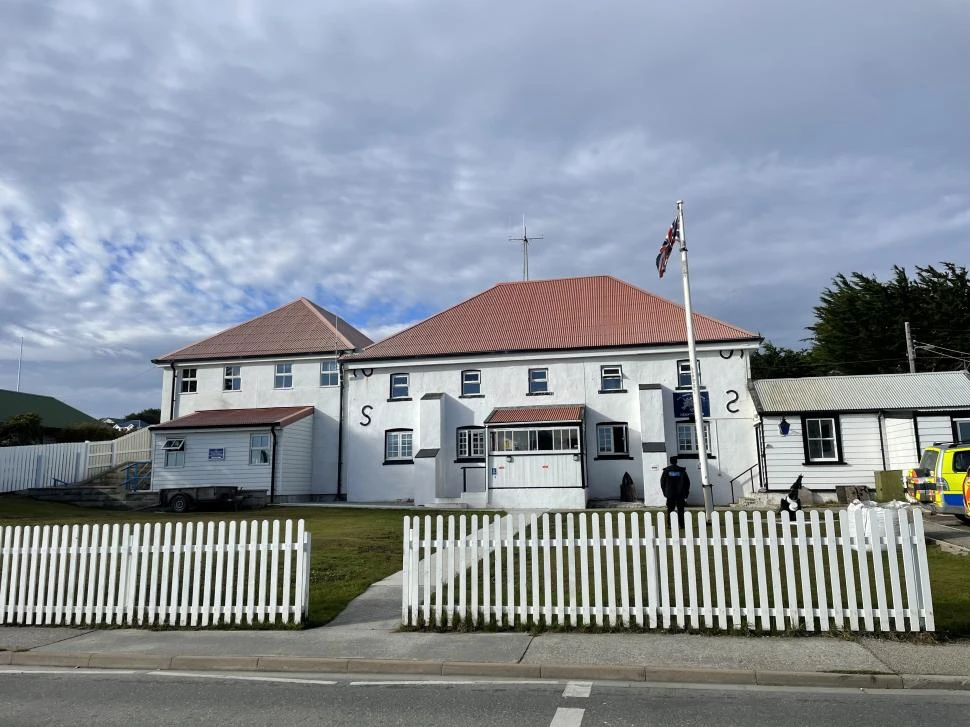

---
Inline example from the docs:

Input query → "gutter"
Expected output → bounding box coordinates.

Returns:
[269,425,279,504]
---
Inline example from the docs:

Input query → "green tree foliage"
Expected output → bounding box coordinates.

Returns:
[0,412,44,446]
[750,342,817,379]
[809,263,970,375]
[124,408,161,425]
[55,422,123,443]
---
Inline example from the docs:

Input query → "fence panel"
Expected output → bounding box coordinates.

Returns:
[0,442,89,492]
[86,428,153,478]
[0,518,310,626]
[401,509,934,633]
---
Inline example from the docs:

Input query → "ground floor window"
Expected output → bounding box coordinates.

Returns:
[489,427,580,453]
[676,421,711,455]
[385,429,414,461]
[249,434,271,465]
[162,438,185,467]
[802,416,840,463]
[596,423,629,455]
[955,418,970,444]
[457,427,486,459]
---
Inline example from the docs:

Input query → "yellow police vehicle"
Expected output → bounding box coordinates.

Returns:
[905,442,970,523]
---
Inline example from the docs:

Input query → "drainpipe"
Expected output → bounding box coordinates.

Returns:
[168,363,177,421]
[269,425,279,504]
[877,411,888,471]
[336,356,347,501]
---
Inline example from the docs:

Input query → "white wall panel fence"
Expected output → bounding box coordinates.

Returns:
[402,509,934,633]
[85,428,153,477]
[0,519,310,627]
[0,442,88,493]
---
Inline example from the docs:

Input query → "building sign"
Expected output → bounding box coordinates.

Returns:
[208,448,225,461]
[673,391,710,418]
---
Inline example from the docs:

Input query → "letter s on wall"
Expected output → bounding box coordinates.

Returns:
[725,389,740,413]
[359,405,373,426]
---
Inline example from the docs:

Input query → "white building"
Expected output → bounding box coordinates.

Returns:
[341,275,762,509]
[151,298,372,502]
[750,371,970,498]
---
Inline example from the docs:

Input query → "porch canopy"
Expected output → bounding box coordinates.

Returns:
[484,404,585,426]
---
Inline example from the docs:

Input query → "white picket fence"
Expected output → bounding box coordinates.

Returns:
[0,519,310,627]
[0,428,153,492]
[402,509,934,633]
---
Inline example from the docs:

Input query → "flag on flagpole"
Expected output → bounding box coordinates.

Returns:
[656,216,679,278]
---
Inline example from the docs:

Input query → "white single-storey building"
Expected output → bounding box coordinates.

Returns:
[750,371,970,497]
[341,275,763,509]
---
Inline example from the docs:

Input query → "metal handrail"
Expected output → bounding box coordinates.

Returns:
[122,461,152,492]
[728,462,761,503]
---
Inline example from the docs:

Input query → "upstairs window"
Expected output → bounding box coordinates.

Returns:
[677,359,701,388]
[528,368,549,394]
[249,434,271,465]
[461,370,481,396]
[274,363,293,389]
[390,373,410,400]
[179,368,197,394]
[162,438,185,468]
[600,365,623,392]
[457,427,486,459]
[224,366,241,391]
[320,360,339,387]
[597,423,629,455]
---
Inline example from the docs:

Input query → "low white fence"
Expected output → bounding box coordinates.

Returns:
[402,509,934,633]
[0,519,310,627]
[0,442,88,493]
[0,428,153,492]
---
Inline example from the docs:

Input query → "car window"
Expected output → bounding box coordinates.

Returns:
[918,449,939,475]
[952,450,970,473]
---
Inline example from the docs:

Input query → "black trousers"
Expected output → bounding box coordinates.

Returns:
[666,498,686,529]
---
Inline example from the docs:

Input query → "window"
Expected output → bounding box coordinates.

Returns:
[162,438,185,468]
[390,373,410,400]
[956,419,970,443]
[528,368,549,394]
[677,359,701,388]
[600,365,623,392]
[461,370,481,397]
[676,422,711,455]
[803,416,839,463]
[385,429,414,461]
[597,423,629,455]
[953,450,970,474]
[457,427,486,459]
[274,363,293,389]
[224,366,241,391]
[490,427,580,452]
[179,368,197,394]
[320,360,339,387]
[249,434,271,465]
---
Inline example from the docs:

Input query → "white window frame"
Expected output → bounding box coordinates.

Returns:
[385,429,414,461]
[457,427,486,459]
[804,416,839,462]
[320,360,339,387]
[274,363,293,389]
[677,359,701,388]
[162,438,185,468]
[596,423,629,455]
[600,365,623,391]
[489,427,580,453]
[224,365,241,391]
[461,370,481,396]
[249,433,271,465]
[676,421,711,455]
[390,373,410,400]
[179,368,197,394]
[528,368,549,394]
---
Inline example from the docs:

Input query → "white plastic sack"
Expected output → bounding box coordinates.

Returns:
[846,499,911,552]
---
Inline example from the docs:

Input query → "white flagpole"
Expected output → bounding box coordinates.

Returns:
[676,200,714,518]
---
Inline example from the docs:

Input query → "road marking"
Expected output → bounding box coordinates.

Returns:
[349,679,561,687]
[550,707,585,727]
[151,671,336,686]
[562,681,592,698]
[0,669,139,676]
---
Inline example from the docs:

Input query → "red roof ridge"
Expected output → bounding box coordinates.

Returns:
[298,297,361,351]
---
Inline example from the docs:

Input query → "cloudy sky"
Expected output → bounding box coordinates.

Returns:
[1,0,968,418]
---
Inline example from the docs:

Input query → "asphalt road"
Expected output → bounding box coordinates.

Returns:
[2,668,970,727]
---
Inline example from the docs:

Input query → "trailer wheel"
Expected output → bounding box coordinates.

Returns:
[169,493,192,514]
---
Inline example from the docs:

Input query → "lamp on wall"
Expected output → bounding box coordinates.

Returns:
[779,417,791,436]
[505,455,514,463]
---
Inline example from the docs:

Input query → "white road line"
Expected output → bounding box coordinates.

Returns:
[550,707,585,727]
[349,679,561,687]
[562,681,592,698]
[150,671,337,686]
[0,669,139,676]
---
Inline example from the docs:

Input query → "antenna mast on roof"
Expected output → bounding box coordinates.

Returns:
[16,336,24,392]
[508,215,542,281]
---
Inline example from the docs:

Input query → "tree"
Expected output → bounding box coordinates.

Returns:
[808,263,970,375]
[55,422,123,443]
[0,413,44,446]
[750,342,817,379]
[124,408,161,425]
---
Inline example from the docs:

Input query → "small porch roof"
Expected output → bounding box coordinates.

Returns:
[152,406,315,430]
[485,405,585,426]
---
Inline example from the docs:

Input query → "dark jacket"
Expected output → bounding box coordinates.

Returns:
[661,465,690,501]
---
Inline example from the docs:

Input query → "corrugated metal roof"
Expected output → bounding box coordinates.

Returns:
[346,275,758,361]
[751,371,970,413]
[152,406,315,430]
[154,298,372,363]
[0,388,96,429]
[485,405,586,425]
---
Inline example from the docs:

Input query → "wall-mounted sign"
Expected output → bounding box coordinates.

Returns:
[208,448,225,461]
[673,391,710,418]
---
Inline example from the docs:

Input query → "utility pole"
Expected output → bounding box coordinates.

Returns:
[905,321,916,373]
[508,215,542,281]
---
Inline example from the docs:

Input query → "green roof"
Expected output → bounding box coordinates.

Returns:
[0,389,97,429]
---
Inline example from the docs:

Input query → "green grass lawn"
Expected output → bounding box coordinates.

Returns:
[0,494,414,627]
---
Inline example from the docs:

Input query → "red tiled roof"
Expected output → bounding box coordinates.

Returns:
[485,405,585,425]
[152,406,315,430]
[347,276,758,361]
[154,298,372,363]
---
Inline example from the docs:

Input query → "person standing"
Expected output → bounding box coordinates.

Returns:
[660,456,690,530]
